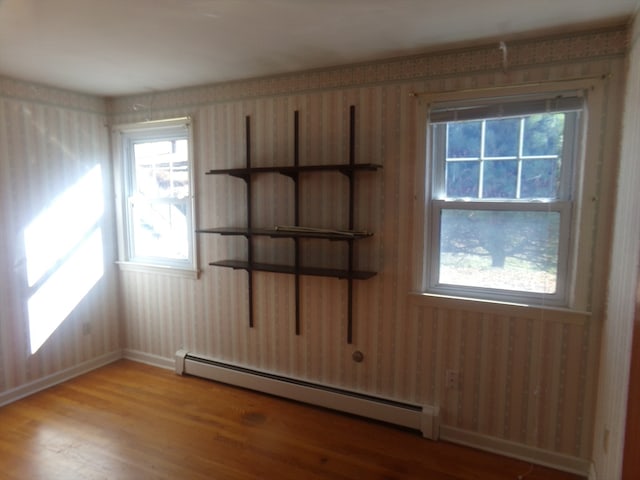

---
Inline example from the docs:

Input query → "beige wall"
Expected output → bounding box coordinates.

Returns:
[0,77,121,403]
[109,25,628,471]
[592,12,640,480]
[0,21,632,476]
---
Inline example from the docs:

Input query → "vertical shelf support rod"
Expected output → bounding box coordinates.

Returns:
[293,110,301,335]
[245,115,254,328]
[347,105,356,344]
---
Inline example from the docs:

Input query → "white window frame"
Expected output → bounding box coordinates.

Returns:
[421,89,587,308]
[113,117,198,277]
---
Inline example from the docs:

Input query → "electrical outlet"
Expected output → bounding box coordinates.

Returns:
[445,369,459,389]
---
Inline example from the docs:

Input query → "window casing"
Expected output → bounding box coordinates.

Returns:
[115,118,197,274]
[425,93,584,306]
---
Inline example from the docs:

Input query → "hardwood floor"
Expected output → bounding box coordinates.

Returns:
[0,360,584,480]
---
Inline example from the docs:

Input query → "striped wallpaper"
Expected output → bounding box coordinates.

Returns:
[0,22,633,474]
[110,24,628,468]
[0,79,121,399]
[592,12,640,480]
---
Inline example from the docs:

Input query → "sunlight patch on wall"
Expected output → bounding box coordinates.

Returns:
[24,165,105,354]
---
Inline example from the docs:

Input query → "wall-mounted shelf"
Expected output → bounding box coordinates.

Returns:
[205,163,381,177]
[197,227,373,241]
[198,106,380,343]
[210,260,377,280]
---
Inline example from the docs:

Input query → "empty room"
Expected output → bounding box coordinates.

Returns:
[1,1,639,479]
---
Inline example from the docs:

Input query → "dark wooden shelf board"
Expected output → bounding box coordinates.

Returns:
[205,163,382,176]
[210,260,377,280]
[197,227,373,240]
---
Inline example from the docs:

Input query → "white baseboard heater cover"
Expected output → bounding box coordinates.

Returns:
[175,350,439,440]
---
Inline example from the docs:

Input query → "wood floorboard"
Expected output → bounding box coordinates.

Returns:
[0,360,585,480]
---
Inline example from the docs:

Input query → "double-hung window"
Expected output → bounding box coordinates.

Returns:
[425,93,584,306]
[115,118,197,274]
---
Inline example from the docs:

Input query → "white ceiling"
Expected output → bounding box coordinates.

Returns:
[0,0,638,97]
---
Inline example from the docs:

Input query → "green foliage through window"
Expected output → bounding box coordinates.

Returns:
[444,113,565,200]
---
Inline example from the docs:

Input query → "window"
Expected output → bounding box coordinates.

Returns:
[425,93,584,305]
[116,118,196,274]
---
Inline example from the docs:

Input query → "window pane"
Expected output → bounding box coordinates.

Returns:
[439,209,560,294]
[134,139,189,199]
[131,200,189,260]
[522,114,564,156]
[521,159,559,198]
[446,161,479,198]
[484,118,519,157]
[482,160,517,198]
[447,121,481,158]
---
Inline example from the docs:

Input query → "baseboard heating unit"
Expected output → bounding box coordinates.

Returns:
[175,350,439,440]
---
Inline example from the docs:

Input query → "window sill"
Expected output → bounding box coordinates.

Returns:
[116,261,200,280]
[408,292,590,325]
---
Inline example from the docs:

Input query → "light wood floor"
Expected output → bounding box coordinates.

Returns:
[0,360,584,480]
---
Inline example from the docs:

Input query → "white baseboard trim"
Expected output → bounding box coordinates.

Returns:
[440,426,590,476]
[0,350,123,408]
[123,349,174,370]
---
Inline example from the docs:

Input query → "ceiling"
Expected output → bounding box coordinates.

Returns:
[0,0,638,97]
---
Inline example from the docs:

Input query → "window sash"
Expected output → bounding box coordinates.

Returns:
[127,197,193,265]
[428,200,572,305]
[431,111,579,202]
